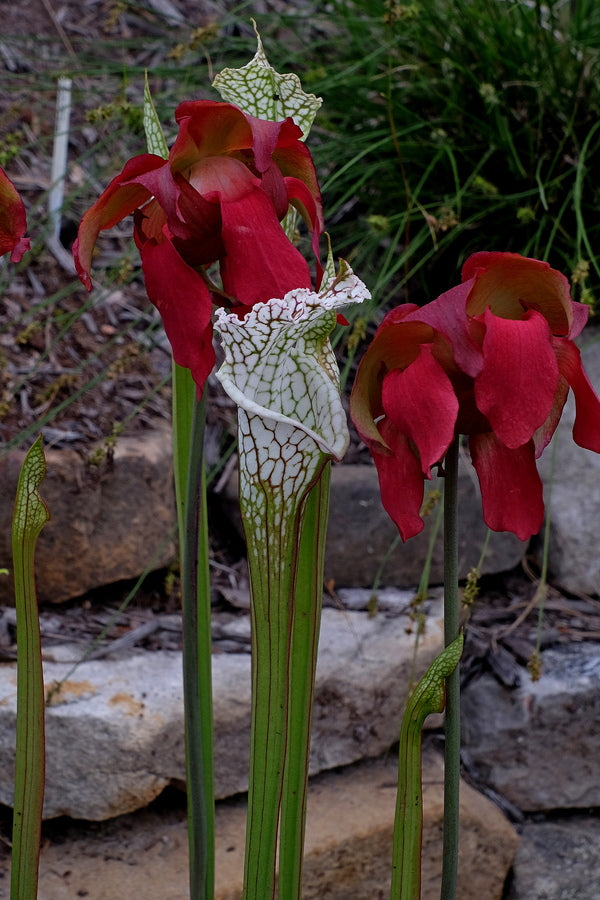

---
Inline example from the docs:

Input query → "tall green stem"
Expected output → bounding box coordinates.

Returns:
[440,437,460,900]
[241,447,326,899]
[278,463,331,898]
[11,437,49,900]
[172,362,214,900]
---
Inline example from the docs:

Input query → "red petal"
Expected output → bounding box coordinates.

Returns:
[350,316,435,449]
[382,345,458,477]
[219,187,311,306]
[532,376,569,457]
[372,418,426,541]
[469,433,544,539]
[0,167,29,262]
[284,174,324,281]
[409,279,482,377]
[553,337,600,452]
[172,101,254,170]
[475,309,558,448]
[74,154,165,289]
[462,251,574,336]
[140,238,215,395]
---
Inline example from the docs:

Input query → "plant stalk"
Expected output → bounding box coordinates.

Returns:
[278,463,331,898]
[440,437,460,900]
[173,363,214,900]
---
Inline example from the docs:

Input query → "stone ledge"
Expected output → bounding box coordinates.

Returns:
[0,596,445,820]
[26,750,518,900]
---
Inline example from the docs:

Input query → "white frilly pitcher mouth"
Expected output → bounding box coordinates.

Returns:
[214,264,371,462]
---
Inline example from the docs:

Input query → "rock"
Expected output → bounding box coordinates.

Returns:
[215,750,517,900]
[536,327,600,595]
[324,462,526,588]
[26,751,517,900]
[0,598,445,820]
[461,642,600,811]
[506,817,600,900]
[0,428,177,604]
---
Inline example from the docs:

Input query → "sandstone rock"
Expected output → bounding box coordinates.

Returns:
[28,751,517,900]
[506,817,600,900]
[536,327,600,595]
[0,428,177,604]
[0,598,444,820]
[461,642,600,811]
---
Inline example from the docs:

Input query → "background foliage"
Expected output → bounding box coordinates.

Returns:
[2,0,600,447]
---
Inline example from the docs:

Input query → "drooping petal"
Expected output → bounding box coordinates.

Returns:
[469,433,544,539]
[382,345,458,477]
[284,174,324,277]
[553,337,600,452]
[0,166,29,262]
[568,300,589,339]
[74,154,165,289]
[140,237,215,395]
[475,309,559,448]
[371,418,427,541]
[532,376,569,457]
[463,251,573,336]
[219,187,312,306]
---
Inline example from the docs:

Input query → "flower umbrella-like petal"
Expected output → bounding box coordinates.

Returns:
[475,309,559,448]
[469,432,544,540]
[382,345,458,477]
[463,251,574,335]
[0,166,30,262]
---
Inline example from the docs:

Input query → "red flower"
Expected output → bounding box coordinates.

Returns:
[0,167,30,263]
[74,100,323,393]
[351,251,600,541]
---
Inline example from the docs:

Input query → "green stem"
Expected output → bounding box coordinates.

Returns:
[173,363,214,900]
[278,463,331,899]
[440,438,460,900]
[242,472,303,900]
[11,437,50,900]
[390,634,464,900]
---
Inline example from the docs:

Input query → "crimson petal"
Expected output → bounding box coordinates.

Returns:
[74,154,165,289]
[469,433,544,539]
[372,418,427,541]
[475,309,558,448]
[219,187,311,306]
[140,238,215,395]
[553,337,600,452]
[0,166,29,262]
[382,345,458,477]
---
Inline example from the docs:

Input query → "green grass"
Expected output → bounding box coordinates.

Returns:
[2,0,600,452]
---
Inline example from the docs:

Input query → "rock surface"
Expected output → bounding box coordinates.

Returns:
[0,427,176,605]
[6,750,517,900]
[536,328,600,595]
[506,816,600,900]
[325,461,526,587]
[461,642,600,811]
[0,597,444,820]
